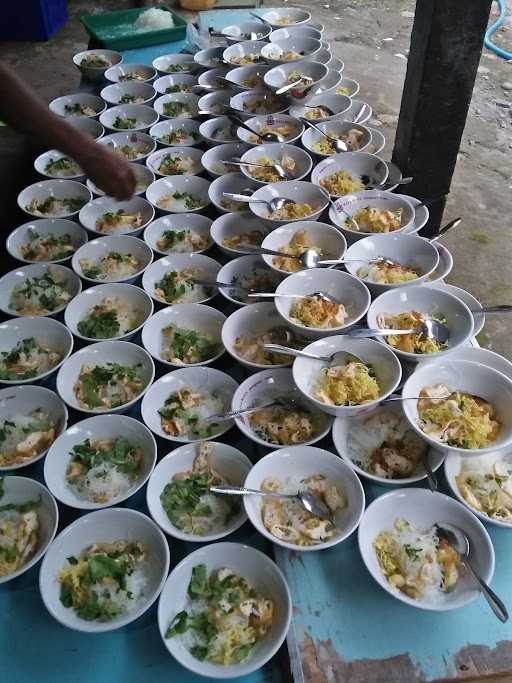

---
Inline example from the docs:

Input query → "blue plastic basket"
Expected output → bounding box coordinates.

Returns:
[1,0,68,41]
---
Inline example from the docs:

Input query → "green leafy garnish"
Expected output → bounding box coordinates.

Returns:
[77,305,121,339]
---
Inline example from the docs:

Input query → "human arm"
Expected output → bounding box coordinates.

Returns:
[0,64,135,200]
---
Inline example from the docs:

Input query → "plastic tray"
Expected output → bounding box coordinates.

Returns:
[80,6,187,51]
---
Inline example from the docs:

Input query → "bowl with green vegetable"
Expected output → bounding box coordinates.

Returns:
[34,150,85,182]
[146,176,211,214]
[146,441,251,541]
[99,103,159,133]
[7,218,87,265]
[158,542,291,677]
[39,507,169,632]
[153,93,199,121]
[71,234,154,285]
[142,303,225,368]
[64,283,154,343]
[44,414,157,510]
[142,253,221,307]
[143,214,212,256]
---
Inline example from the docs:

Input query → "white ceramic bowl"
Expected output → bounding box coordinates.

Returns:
[56,341,154,415]
[146,147,203,178]
[0,477,58,583]
[199,115,239,146]
[261,37,322,65]
[425,243,454,284]
[367,286,474,362]
[223,40,268,67]
[261,7,311,27]
[158,542,291,678]
[249,180,329,223]
[217,255,283,307]
[100,81,156,106]
[194,46,226,68]
[141,367,238,443]
[444,450,512,528]
[232,368,332,448]
[222,302,292,370]
[298,69,343,103]
[67,117,104,140]
[142,304,225,368]
[100,103,159,133]
[366,126,386,155]
[147,442,252,541]
[146,176,211,214]
[430,282,484,335]
[71,234,153,284]
[64,283,153,342]
[105,63,156,83]
[230,89,289,119]
[402,359,512,456]
[311,152,388,197]
[153,93,199,120]
[73,49,122,82]
[314,47,332,66]
[18,180,92,219]
[261,220,347,274]
[197,67,230,89]
[87,162,155,197]
[152,54,196,75]
[201,142,250,178]
[236,113,304,146]
[269,26,322,42]
[7,218,87,264]
[0,385,68,471]
[264,60,328,91]
[244,445,365,550]
[302,121,371,158]
[239,143,312,184]
[49,93,106,119]
[0,316,73,384]
[332,403,446,485]
[142,254,221,306]
[210,211,270,257]
[222,21,271,43]
[293,336,402,417]
[97,131,157,162]
[34,150,85,181]
[225,65,272,90]
[344,233,440,293]
[79,196,154,237]
[198,89,232,118]
[143,214,212,256]
[289,93,352,123]
[329,190,416,242]
[153,74,197,95]
[44,414,157,510]
[0,263,81,318]
[343,99,373,125]
[424,346,512,381]
[336,76,360,97]
[208,173,260,214]
[150,118,200,147]
[358,488,494,611]
[274,268,370,338]
[39,507,169,632]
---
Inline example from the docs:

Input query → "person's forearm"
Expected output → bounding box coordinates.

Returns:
[0,64,95,159]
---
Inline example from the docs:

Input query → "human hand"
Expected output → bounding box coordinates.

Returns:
[76,141,136,200]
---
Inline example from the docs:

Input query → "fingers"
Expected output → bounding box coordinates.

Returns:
[111,165,137,201]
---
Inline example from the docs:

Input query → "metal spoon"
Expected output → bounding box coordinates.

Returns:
[206,393,301,422]
[435,522,508,623]
[222,192,294,213]
[347,319,450,345]
[428,217,462,243]
[249,11,273,27]
[422,453,438,493]
[351,103,368,124]
[262,344,364,365]
[303,103,336,117]
[212,484,333,520]
[223,158,293,180]
[250,290,341,304]
[366,176,414,191]
[276,76,313,96]
[227,113,284,143]
[301,118,349,152]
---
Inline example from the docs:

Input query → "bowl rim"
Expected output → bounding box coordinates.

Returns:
[6,217,88,265]
[71,234,154,284]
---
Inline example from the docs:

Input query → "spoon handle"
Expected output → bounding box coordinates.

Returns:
[226,113,260,137]
[475,305,512,314]
[206,400,275,422]
[222,192,257,204]
[276,77,311,95]
[422,455,438,493]
[347,327,417,338]
[464,561,508,623]
[263,343,328,361]
[242,246,298,258]
[428,217,462,243]
[351,103,367,124]
[210,484,291,499]
[247,292,300,299]
[415,194,447,210]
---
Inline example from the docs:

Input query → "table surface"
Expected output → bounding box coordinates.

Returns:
[3,8,512,683]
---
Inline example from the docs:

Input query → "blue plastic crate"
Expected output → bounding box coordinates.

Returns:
[1,0,68,41]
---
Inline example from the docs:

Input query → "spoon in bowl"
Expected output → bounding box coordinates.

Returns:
[262,344,365,365]
[210,484,333,520]
[276,76,313,96]
[435,522,508,622]
[227,113,285,143]
[206,392,302,422]
[222,158,294,180]
[301,118,349,152]
[347,319,450,345]
[249,290,341,304]
[222,192,295,213]
[303,103,336,117]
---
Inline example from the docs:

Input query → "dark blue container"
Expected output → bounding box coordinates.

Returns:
[1,0,68,41]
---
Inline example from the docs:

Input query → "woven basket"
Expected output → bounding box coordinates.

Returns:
[179,0,216,10]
